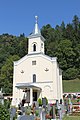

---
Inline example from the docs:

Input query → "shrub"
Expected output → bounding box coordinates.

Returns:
[35,110,39,116]
[0,103,10,120]
[37,98,42,106]
[63,68,79,80]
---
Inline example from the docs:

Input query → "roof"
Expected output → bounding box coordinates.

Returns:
[14,52,57,66]
[28,16,45,41]
[15,83,41,90]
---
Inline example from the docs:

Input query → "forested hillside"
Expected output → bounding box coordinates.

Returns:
[0,34,28,93]
[0,15,80,93]
[41,15,80,80]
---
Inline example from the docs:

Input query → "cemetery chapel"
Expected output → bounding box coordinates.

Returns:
[12,16,63,107]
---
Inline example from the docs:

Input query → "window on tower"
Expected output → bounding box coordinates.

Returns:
[41,43,43,48]
[33,74,36,83]
[33,44,36,51]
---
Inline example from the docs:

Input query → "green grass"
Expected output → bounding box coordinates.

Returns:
[62,79,80,93]
[63,116,80,120]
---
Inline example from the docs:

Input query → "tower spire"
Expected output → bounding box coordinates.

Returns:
[34,16,40,34]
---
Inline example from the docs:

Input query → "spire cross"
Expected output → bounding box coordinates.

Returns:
[35,16,38,24]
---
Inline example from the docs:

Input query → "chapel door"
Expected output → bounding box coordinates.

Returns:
[33,91,37,101]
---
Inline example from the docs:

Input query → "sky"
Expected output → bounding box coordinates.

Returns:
[0,0,80,36]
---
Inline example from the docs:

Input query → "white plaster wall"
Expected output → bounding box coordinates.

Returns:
[60,74,63,99]
[14,55,54,84]
[28,37,44,54]
[12,54,63,105]
[52,62,58,100]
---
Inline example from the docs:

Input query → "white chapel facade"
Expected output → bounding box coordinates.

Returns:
[12,16,63,106]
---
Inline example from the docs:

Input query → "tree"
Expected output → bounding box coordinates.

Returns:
[72,15,80,32]
[63,68,79,80]
[54,39,76,79]
[60,21,65,31]
[41,24,54,41]
[17,36,28,57]
[74,44,80,75]
[0,55,20,93]
[55,39,75,64]
[0,104,10,120]
[65,23,74,40]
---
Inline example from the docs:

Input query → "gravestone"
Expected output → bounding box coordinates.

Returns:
[60,104,65,117]
[0,88,4,105]
[52,106,56,119]
[21,106,25,113]
[42,98,46,108]
[17,115,35,120]
[60,99,62,104]
[56,100,59,108]
[10,108,16,120]
[10,108,16,117]
[47,104,51,112]
[39,107,46,120]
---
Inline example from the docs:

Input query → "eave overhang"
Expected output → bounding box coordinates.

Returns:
[15,83,42,91]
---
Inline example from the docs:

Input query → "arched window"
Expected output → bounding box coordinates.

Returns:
[33,74,36,83]
[33,44,36,51]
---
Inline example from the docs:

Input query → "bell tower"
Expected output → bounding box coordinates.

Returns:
[28,16,45,54]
